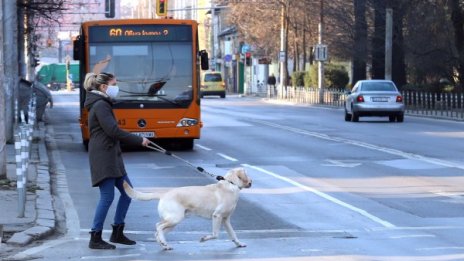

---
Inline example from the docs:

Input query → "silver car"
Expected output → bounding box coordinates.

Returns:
[344,80,405,122]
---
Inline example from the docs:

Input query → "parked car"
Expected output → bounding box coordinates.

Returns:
[344,80,405,122]
[200,71,226,98]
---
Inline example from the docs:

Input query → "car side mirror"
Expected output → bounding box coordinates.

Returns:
[73,36,82,61]
[199,50,209,71]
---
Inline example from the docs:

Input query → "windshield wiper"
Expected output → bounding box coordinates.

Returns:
[119,93,182,107]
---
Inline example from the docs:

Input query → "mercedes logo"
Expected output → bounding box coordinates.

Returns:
[137,119,147,128]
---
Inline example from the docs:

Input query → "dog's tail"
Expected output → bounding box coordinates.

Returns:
[123,181,160,201]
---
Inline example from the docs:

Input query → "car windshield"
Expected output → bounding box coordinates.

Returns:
[204,74,222,82]
[361,82,396,92]
[89,42,193,103]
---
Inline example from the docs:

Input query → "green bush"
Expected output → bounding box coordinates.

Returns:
[292,71,305,87]
[305,65,318,87]
[325,64,349,89]
[304,63,349,89]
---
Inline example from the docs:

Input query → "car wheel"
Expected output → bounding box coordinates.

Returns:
[397,114,404,122]
[351,112,359,122]
[221,93,226,98]
[344,109,351,121]
[389,115,396,122]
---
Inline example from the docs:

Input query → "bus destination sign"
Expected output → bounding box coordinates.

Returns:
[89,24,192,42]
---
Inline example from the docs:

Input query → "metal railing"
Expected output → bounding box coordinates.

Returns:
[267,86,464,121]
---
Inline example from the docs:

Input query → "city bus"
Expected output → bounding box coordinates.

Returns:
[73,19,209,150]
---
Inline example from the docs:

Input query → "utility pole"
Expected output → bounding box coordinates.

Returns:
[385,8,393,80]
[4,0,19,143]
[0,0,6,178]
[318,0,325,103]
[279,3,286,97]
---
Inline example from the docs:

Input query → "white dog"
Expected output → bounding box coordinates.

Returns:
[123,167,252,250]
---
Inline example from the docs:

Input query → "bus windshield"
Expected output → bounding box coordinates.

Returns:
[89,42,193,103]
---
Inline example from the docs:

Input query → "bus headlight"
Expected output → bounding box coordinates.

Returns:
[177,118,198,127]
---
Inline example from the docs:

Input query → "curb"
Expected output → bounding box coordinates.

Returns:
[5,125,56,246]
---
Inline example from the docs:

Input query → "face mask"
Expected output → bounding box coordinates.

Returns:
[106,85,119,98]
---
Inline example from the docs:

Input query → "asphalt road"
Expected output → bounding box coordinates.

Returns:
[19,92,464,260]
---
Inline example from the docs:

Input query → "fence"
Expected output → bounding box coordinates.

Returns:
[268,86,464,121]
[14,95,36,217]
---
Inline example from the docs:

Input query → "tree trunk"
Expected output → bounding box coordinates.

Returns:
[448,0,464,89]
[352,0,368,84]
[371,0,386,79]
[302,16,307,71]
[392,2,407,87]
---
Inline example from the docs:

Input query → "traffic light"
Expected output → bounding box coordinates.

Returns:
[245,52,252,66]
[156,0,168,17]
[105,0,115,18]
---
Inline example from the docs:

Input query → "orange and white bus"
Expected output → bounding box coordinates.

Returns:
[73,19,209,150]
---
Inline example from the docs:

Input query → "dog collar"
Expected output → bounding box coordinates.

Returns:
[216,175,241,190]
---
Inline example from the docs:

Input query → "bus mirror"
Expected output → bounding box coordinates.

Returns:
[199,50,209,71]
[73,36,81,61]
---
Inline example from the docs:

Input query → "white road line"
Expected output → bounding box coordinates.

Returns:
[195,144,212,151]
[217,153,238,162]
[431,191,464,200]
[242,164,396,228]
[390,234,435,239]
[416,246,464,251]
[253,119,464,170]
[81,254,141,260]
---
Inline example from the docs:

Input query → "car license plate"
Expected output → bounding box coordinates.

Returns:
[372,97,388,102]
[133,132,155,138]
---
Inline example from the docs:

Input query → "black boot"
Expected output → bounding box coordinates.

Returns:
[110,224,136,245]
[89,231,116,249]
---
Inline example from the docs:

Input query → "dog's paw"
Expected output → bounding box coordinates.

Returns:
[161,243,173,251]
[200,235,215,242]
[234,240,247,248]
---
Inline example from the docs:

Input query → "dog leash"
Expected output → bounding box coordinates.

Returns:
[146,141,225,181]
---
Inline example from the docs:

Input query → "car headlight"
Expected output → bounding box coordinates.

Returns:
[176,118,198,127]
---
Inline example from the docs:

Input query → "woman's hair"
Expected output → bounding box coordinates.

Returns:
[84,72,114,91]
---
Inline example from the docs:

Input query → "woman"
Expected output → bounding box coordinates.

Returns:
[83,72,150,249]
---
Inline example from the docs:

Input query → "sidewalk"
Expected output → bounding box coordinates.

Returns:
[0,122,56,259]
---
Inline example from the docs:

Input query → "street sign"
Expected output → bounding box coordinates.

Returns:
[279,51,285,62]
[241,44,251,54]
[314,44,328,61]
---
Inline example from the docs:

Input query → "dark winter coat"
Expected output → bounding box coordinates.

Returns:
[267,75,276,85]
[84,91,143,187]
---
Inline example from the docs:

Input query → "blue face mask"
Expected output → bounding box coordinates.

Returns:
[106,85,119,98]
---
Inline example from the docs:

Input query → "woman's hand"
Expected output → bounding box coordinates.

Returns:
[141,137,150,147]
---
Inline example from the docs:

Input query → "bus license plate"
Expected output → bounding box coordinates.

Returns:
[133,132,155,138]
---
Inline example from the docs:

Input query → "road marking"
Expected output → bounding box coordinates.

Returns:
[416,246,464,251]
[195,144,212,151]
[81,254,141,260]
[431,191,464,200]
[390,234,435,239]
[242,164,396,228]
[322,159,361,168]
[217,153,238,162]
[252,119,464,170]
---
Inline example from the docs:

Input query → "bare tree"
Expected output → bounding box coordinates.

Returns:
[447,0,464,89]
[352,0,368,84]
